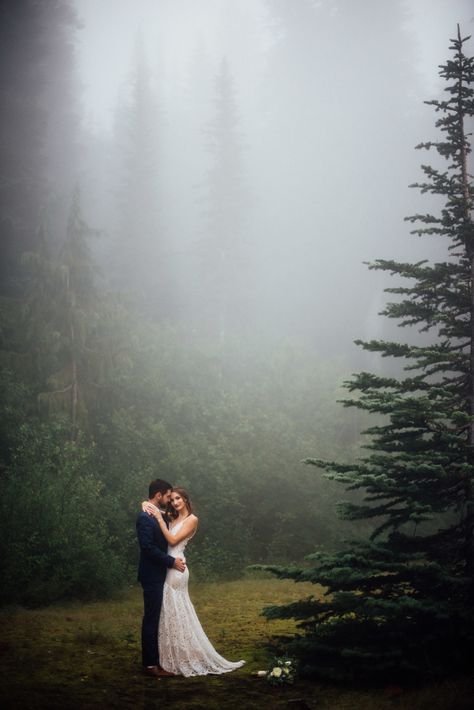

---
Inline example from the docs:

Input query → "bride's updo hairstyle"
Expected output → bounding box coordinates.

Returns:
[167,486,194,519]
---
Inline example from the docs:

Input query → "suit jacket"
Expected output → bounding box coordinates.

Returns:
[136,511,175,585]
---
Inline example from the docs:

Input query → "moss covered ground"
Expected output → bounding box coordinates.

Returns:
[0,577,472,709]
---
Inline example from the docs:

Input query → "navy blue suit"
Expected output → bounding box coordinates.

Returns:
[136,511,175,667]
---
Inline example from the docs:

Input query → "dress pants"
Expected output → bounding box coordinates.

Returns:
[141,582,164,667]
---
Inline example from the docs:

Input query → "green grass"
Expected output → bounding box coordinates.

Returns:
[0,577,472,709]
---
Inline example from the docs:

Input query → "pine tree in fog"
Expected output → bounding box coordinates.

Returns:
[113,38,170,319]
[198,59,252,342]
[0,0,79,296]
[260,27,474,682]
[32,191,103,439]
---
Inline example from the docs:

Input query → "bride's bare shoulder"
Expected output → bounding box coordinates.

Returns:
[182,514,198,534]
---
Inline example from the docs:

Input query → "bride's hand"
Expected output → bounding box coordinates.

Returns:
[141,501,162,519]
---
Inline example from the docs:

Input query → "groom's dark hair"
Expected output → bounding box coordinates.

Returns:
[149,478,172,499]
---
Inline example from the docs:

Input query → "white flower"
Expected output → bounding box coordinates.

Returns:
[257,670,267,677]
[285,661,292,666]
[271,667,282,677]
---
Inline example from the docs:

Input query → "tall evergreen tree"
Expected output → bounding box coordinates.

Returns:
[0,192,127,605]
[0,0,79,296]
[34,190,103,438]
[259,27,474,681]
[198,59,252,342]
[112,38,170,319]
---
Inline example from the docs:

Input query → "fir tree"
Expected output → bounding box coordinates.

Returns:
[259,27,474,681]
[34,190,103,438]
[112,37,169,319]
[199,59,252,343]
[0,0,79,296]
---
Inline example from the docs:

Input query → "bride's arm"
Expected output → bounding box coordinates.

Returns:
[142,502,198,544]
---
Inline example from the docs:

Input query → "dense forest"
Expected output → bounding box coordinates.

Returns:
[0,0,378,606]
[0,6,472,681]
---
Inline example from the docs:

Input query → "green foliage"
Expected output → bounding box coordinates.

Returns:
[0,417,125,606]
[258,28,474,681]
[1,229,364,603]
[89,323,363,580]
[2,0,375,608]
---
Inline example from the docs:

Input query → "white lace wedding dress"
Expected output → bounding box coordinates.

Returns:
[159,519,245,676]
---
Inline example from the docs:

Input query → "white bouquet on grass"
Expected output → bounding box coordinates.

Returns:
[265,657,297,686]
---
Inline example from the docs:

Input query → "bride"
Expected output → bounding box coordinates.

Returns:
[142,487,245,677]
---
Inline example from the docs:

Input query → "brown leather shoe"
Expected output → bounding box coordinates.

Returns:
[143,666,161,678]
[157,667,175,677]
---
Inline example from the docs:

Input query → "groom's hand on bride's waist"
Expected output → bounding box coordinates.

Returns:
[173,557,186,572]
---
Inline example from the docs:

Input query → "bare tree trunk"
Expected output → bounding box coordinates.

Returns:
[67,258,78,442]
[70,320,78,442]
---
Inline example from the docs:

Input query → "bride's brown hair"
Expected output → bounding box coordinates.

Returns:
[167,487,194,519]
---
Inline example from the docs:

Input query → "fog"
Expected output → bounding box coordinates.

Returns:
[69,0,473,364]
[2,0,474,611]
[1,1,473,364]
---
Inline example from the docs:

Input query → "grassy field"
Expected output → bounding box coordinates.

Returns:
[1,576,473,710]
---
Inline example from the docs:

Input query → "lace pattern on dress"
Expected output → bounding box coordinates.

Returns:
[158,519,245,677]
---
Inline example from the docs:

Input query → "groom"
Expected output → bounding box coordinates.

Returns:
[136,478,186,678]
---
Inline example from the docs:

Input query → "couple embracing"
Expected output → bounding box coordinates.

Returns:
[136,478,245,677]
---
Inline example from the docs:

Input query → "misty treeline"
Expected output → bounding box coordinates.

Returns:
[0,0,385,606]
[0,0,466,624]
